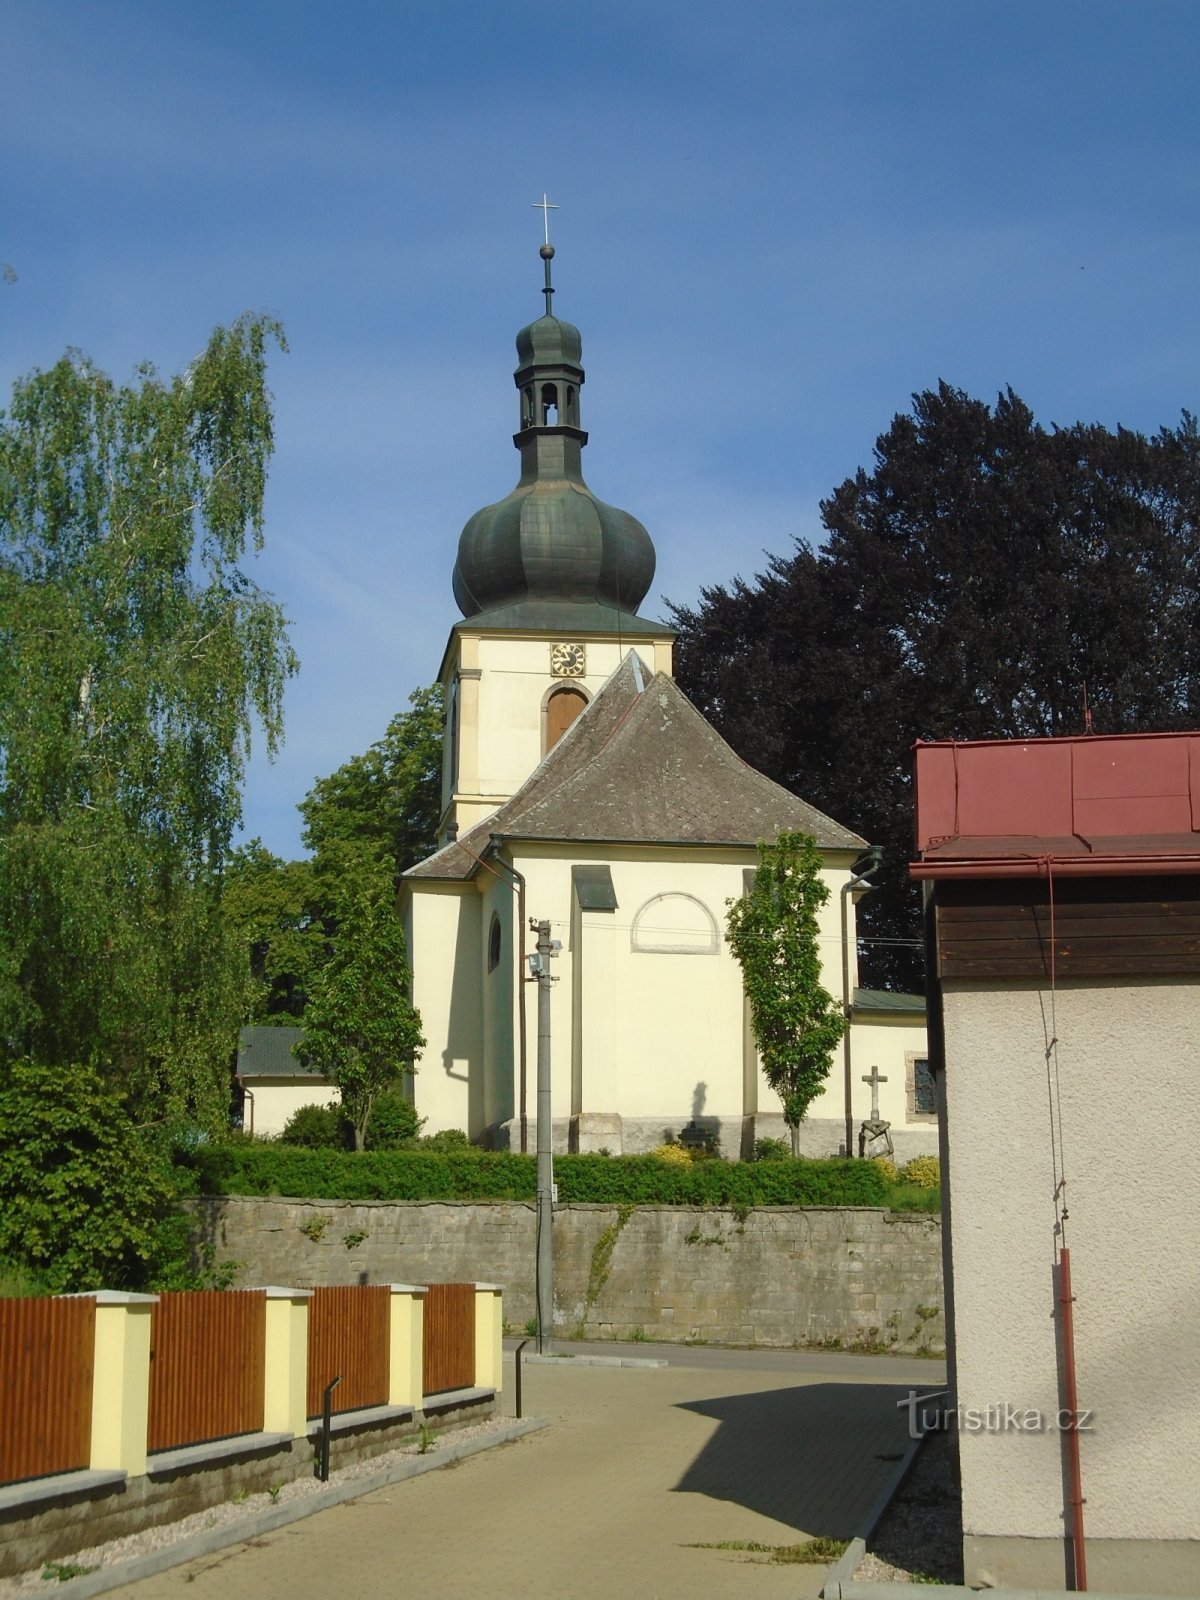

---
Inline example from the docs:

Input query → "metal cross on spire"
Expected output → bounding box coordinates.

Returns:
[532,192,558,246]
[531,194,559,315]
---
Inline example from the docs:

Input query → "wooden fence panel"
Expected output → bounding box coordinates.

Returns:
[423,1283,476,1396]
[147,1290,266,1454]
[0,1296,95,1486]
[306,1286,390,1418]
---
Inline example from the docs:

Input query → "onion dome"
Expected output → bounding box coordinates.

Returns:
[451,242,656,620]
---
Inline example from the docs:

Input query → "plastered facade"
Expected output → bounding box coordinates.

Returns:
[441,629,674,837]
[942,977,1200,1590]
[406,837,930,1157]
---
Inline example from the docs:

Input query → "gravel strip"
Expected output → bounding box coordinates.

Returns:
[1,1418,515,1597]
[853,1427,963,1586]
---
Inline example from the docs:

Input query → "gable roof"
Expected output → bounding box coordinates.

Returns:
[236,1025,321,1078]
[406,652,866,882]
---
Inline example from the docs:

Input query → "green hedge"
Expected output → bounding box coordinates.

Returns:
[179,1145,888,1207]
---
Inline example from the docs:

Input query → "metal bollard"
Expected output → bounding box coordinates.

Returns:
[514,1339,529,1419]
[318,1375,342,1482]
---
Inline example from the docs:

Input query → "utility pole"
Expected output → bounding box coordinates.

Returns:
[528,917,560,1353]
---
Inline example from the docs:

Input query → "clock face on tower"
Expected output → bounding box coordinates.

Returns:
[550,641,586,678]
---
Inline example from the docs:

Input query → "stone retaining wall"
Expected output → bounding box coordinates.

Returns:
[195,1198,945,1355]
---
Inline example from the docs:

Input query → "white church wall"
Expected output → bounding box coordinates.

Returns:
[479,873,516,1133]
[406,884,482,1138]
[445,632,674,831]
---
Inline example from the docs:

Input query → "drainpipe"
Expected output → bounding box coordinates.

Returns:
[841,846,884,1158]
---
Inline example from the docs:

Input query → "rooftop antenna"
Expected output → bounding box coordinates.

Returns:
[531,192,558,314]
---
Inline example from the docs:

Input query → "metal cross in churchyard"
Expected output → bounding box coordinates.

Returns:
[532,193,558,245]
[862,1064,888,1122]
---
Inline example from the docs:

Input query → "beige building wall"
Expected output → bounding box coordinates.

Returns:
[440,630,674,835]
[942,977,1200,1593]
[246,1080,339,1138]
[405,882,482,1137]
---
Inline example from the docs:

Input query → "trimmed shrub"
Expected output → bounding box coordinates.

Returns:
[181,1144,890,1207]
[871,1156,899,1183]
[650,1143,693,1168]
[419,1128,472,1153]
[903,1155,941,1189]
[364,1090,424,1150]
[753,1137,791,1161]
[280,1102,351,1150]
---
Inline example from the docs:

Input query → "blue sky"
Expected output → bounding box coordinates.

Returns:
[4,1,1198,858]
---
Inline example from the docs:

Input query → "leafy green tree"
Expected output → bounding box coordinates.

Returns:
[674,386,1200,989]
[299,849,424,1150]
[300,685,443,881]
[222,842,325,1022]
[0,317,296,1127]
[0,1059,174,1291]
[726,833,846,1154]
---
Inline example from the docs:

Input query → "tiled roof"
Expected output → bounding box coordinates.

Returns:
[406,653,866,882]
[852,988,926,1015]
[236,1025,321,1078]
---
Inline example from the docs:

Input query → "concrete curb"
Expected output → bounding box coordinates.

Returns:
[30,1416,551,1600]
[521,1353,667,1369]
[821,1428,928,1597]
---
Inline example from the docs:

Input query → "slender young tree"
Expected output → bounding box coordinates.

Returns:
[726,832,846,1154]
[0,317,296,1128]
[298,847,424,1150]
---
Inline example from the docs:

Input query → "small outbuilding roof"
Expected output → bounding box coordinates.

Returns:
[911,731,1200,879]
[852,988,926,1015]
[407,652,866,883]
[236,1025,320,1078]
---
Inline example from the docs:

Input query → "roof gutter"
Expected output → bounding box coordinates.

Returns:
[911,853,1200,881]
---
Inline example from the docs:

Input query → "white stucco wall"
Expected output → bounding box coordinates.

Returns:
[406,883,481,1136]
[441,631,675,830]
[244,1080,338,1138]
[942,977,1200,1557]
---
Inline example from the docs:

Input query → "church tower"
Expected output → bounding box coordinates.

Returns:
[438,237,675,842]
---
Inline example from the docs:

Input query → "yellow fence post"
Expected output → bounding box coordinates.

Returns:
[473,1284,504,1392]
[88,1291,158,1476]
[387,1285,427,1409]
[262,1287,312,1437]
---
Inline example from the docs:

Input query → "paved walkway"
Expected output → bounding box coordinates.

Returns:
[109,1346,944,1600]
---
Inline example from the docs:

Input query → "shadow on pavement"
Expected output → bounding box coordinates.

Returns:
[674,1382,914,1537]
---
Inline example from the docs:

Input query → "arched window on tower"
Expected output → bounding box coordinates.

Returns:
[565,385,577,425]
[544,685,587,753]
[540,383,558,425]
[522,384,534,428]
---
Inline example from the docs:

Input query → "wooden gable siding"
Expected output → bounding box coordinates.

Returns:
[935,875,1200,980]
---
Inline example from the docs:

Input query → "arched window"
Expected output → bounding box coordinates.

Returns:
[487,913,502,973]
[565,385,577,425]
[522,384,534,428]
[631,893,719,955]
[544,685,587,752]
[540,383,558,425]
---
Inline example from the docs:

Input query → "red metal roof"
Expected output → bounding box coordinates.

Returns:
[911,731,1200,880]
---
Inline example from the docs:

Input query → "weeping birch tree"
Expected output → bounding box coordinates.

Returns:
[0,317,297,1131]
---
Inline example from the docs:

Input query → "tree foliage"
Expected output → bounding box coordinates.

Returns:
[0,317,296,1126]
[0,1059,174,1291]
[673,385,1200,988]
[726,833,846,1152]
[300,685,443,881]
[298,848,424,1150]
[222,842,323,1023]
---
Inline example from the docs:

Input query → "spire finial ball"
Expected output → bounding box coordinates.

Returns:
[540,243,555,261]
